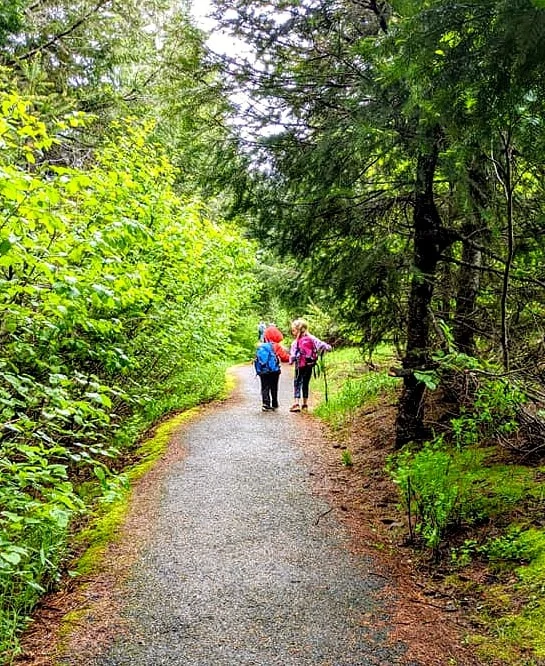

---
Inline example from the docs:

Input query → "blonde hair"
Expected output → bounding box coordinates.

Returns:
[291,318,308,336]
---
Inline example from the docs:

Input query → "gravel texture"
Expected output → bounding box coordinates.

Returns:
[79,365,414,665]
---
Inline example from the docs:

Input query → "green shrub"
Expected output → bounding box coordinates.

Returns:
[0,88,258,661]
[388,440,472,550]
[314,348,397,429]
[451,378,524,448]
[389,438,542,554]
[480,528,543,563]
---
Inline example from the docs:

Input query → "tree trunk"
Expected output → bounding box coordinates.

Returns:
[453,163,488,355]
[498,133,514,373]
[453,237,482,355]
[395,140,444,447]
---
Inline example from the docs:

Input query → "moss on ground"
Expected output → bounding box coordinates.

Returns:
[471,527,545,662]
[74,408,198,576]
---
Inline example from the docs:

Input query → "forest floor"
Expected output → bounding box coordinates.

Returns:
[16,371,496,666]
[298,399,492,666]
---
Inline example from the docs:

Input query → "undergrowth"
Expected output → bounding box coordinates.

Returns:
[314,345,398,429]
[0,363,238,665]
[71,409,197,579]
[384,355,545,665]
[316,346,545,665]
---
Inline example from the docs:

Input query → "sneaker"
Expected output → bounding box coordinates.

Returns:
[301,404,308,411]
[289,404,301,412]
[262,405,273,412]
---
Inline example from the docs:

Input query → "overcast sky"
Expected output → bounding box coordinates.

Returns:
[190,0,259,86]
[190,0,240,54]
[190,0,214,30]
[189,1,285,139]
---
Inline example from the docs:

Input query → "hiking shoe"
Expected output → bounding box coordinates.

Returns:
[289,404,301,412]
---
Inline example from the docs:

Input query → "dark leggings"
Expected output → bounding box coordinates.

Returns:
[294,365,313,400]
[260,371,280,408]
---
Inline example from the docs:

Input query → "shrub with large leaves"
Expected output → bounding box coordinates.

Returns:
[0,88,257,657]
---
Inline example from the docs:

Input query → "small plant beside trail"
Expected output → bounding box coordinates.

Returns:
[388,440,471,551]
[341,449,353,467]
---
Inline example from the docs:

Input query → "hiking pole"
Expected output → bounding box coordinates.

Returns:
[320,351,329,403]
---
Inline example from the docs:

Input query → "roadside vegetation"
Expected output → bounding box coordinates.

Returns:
[0,90,258,661]
[3,1,545,665]
[314,346,398,430]
[314,346,545,665]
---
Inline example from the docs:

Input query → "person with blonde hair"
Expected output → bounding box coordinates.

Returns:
[288,318,331,412]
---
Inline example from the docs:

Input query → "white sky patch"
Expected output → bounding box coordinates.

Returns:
[189,1,292,144]
[190,1,246,57]
[189,0,214,30]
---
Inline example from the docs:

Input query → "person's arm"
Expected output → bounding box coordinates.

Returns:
[310,334,332,354]
[274,343,290,363]
[288,339,298,364]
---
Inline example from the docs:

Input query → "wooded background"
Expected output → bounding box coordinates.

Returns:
[2,0,545,662]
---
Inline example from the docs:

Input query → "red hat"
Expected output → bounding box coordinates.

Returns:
[264,325,283,343]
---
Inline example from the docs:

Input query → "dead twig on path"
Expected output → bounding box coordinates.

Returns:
[314,507,333,525]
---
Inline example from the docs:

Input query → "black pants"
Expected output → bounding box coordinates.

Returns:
[260,371,280,408]
[294,364,313,400]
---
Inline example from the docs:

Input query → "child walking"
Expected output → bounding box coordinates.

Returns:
[254,324,289,411]
[289,318,331,412]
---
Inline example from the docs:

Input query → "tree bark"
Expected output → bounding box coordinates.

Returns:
[498,133,514,373]
[453,163,488,355]
[395,135,450,447]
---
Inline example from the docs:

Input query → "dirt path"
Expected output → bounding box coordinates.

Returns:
[19,364,473,665]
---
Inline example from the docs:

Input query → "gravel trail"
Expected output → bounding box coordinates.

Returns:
[80,364,414,666]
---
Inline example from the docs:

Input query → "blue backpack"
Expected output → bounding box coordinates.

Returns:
[254,342,280,375]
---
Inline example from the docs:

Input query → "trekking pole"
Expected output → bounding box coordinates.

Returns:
[320,351,329,403]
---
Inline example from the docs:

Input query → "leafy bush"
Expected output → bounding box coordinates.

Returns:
[0,88,258,659]
[429,348,527,448]
[451,378,525,448]
[386,344,537,552]
[389,438,540,553]
[388,440,472,550]
[387,439,523,550]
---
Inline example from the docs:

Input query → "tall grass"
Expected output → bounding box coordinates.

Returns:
[314,346,398,429]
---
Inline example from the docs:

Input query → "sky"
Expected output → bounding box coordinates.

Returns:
[189,0,214,30]
[188,1,287,139]
[189,0,241,55]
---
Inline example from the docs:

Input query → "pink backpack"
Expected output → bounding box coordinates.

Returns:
[296,335,318,368]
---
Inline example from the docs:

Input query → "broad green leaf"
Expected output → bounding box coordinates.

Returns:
[1,550,21,565]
